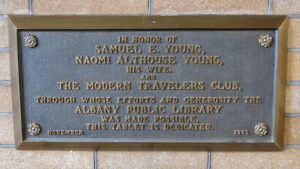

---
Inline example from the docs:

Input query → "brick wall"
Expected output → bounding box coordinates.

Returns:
[0,0,299,169]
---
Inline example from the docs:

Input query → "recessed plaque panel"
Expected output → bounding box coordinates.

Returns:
[9,15,288,150]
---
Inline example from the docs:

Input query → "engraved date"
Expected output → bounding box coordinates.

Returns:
[233,129,249,136]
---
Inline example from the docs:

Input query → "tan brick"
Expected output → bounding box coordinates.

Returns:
[0,18,8,48]
[287,52,300,81]
[0,149,93,169]
[0,0,28,14]
[285,86,300,113]
[212,149,300,169]
[288,19,300,48]
[33,0,147,14]
[0,52,10,80]
[0,114,14,144]
[153,0,268,14]
[284,118,300,145]
[274,0,300,14]
[0,86,12,112]
[99,151,207,169]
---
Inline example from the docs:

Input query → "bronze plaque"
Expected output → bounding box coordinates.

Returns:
[9,15,288,150]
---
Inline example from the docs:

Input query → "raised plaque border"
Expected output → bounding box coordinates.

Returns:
[8,15,288,151]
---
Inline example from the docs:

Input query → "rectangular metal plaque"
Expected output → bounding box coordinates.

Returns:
[9,15,288,150]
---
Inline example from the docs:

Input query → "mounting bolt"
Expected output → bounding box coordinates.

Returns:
[24,35,38,48]
[27,122,41,136]
[254,123,268,136]
[258,34,273,48]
